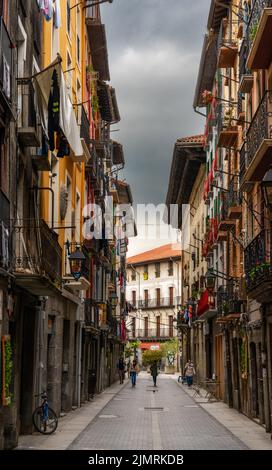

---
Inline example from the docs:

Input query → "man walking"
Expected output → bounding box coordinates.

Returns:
[150,361,159,387]
[117,355,125,384]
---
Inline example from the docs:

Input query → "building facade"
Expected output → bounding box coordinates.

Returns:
[166,0,272,436]
[126,244,181,367]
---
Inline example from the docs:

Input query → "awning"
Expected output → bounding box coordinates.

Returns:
[197,289,210,317]
[140,343,161,350]
[86,19,110,82]
[33,57,83,158]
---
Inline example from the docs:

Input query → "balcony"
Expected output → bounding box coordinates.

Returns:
[239,38,253,94]
[17,82,40,148]
[246,0,272,70]
[217,280,245,318]
[137,297,181,309]
[0,17,13,115]
[85,16,110,82]
[226,176,242,220]
[12,219,62,295]
[244,229,272,302]
[0,190,10,270]
[129,328,174,340]
[242,91,272,185]
[217,196,235,233]
[217,18,238,68]
[217,103,238,149]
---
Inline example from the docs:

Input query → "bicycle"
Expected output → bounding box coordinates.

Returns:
[32,391,58,435]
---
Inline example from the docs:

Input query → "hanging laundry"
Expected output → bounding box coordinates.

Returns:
[45,0,54,23]
[48,69,60,151]
[54,0,61,29]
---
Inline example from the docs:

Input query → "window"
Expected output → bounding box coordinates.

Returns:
[156,316,160,338]
[131,317,136,338]
[132,290,136,308]
[131,270,136,281]
[77,35,80,64]
[76,6,81,65]
[143,265,148,280]
[144,290,149,308]
[156,288,161,307]
[155,262,160,278]
[169,316,173,338]
[67,1,71,37]
[144,317,148,337]
[168,260,173,276]
[169,287,174,306]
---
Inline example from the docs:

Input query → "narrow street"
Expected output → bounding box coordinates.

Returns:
[18,373,272,451]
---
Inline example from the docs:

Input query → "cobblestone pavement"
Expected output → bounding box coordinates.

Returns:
[69,373,247,450]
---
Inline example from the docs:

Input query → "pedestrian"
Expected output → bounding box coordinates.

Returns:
[150,361,159,387]
[130,359,139,387]
[184,360,195,387]
[126,359,131,379]
[117,355,125,384]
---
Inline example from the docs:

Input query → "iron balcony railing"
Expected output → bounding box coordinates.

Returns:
[135,297,181,309]
[17,81,37,129]
[12,219,62,285]
[245,90,272,171]
[217,280,245,315]
[216,102,237,136]
[247,0,272,51]
[128,328,174,339]
[244,229,272,291]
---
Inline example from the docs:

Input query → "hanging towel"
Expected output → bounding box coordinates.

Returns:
[45,0,54,21]
[54,0,61,29]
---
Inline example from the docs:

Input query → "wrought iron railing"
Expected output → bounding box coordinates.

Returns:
[217,279,245,315]
[239,143,246,184]
[17,81,37,129]
[12,219,62,285]
[246,90,272,170]
[217,102,237,136]
[128,328,174,339]
[247,0,272,51]
[244,229,272,290]
[137,297,181,309]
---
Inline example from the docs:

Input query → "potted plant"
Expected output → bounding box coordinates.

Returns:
[202,90,214,105]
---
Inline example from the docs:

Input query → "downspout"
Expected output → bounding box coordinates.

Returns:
[261,304,271,432]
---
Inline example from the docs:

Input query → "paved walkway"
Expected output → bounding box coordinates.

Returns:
[17,372,272,450]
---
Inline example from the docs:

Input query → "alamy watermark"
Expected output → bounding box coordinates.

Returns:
[82,197,191,249]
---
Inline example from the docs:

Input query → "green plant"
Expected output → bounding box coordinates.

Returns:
[249,24,258,42]
[2,337,13,406]
[142,349,163,366]
[92,95,99,114]
[240,338,248,379]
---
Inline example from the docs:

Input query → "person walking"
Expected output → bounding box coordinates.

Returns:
[130,359,139,387]
[117,355,125,384]
[150,361,159,387]
[126,359,131,379]
[184,360,195,387]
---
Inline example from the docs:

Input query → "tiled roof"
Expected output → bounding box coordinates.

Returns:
[177,135,205,145]
[127,243,181,265]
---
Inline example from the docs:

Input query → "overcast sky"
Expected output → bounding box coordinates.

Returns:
[102,0,210,255]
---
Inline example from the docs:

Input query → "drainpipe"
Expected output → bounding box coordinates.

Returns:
[77,316,83,408]
[261,304,271,432]
[30,186,55,229]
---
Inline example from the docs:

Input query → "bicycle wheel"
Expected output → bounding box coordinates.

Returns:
[32,406,58,435]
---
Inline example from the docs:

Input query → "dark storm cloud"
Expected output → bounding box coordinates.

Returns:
[102,0,211,205]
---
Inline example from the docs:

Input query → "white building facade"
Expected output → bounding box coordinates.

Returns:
[126,244,181,346]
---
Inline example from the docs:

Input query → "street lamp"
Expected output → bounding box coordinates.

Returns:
[109,291,118,309]
[65,241,86,281]
[205,268,217,293]
[261,166,272,210]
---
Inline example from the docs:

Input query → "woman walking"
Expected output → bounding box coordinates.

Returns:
[130,359,139,387]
